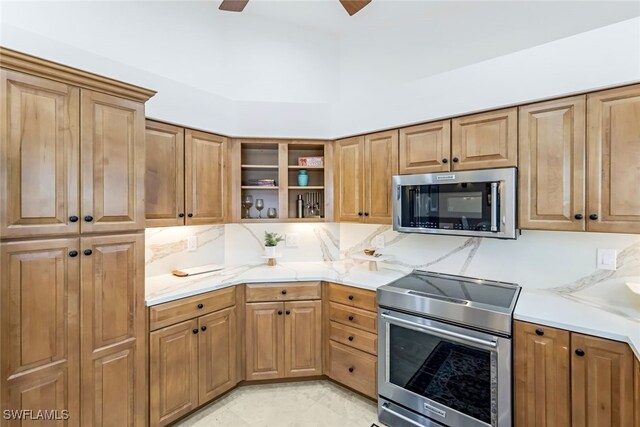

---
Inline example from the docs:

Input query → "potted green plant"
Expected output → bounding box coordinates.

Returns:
[264,231,284,259]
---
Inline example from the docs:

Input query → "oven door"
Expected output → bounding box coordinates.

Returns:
[378,309,512,427]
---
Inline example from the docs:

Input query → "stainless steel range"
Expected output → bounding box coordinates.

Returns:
[377,271,521,427]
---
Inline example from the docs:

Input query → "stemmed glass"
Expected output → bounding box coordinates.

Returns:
[255,199,264,218]
[242,195,253,219]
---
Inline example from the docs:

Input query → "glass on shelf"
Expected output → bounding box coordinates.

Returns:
[267,208,277,219]
[242,195,253,219]
[255,198,264,218]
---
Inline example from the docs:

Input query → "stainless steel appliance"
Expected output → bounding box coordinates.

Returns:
[392,168,517,239]
[377,271,521,427]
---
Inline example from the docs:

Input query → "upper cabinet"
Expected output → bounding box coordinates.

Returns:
[145,120,185,227]
[587,84,640,233]
[81,90,145,233]
[451,108,518,171]
[399,121,451,174]
[519,96,586,231]
[185,130,227,225]
[0,70,80,238]
[335,130,398,224]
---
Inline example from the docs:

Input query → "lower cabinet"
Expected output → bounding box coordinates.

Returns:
[514,320,638,427]
[149,290,238,427]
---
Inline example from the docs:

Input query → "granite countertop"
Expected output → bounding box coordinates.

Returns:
[145,261,640,359]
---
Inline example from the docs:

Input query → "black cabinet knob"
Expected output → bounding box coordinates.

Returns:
[442,158,448,164]
[348,295,354,300]
[69,216,79,222]
[348,367,354,373]
[278,310,283,315]
[84,215,93,222]
[348,336,354,341]
[348,315,354,321]
[589,214,598,220]
[281,290,287,295]
[575,348,585,357]
[452,157,459,163]
[574,214,584,220]
[364,212,369,217]
[83,249,92,256]
[192,329,199,334]
[197,303,204,309]
[535,329,544,336]
[187,213,193,218]
[358,212,363,216]
[201,326,207,332]
[69,250,78,257]
[178,213,185,218]
[285,310,291,315]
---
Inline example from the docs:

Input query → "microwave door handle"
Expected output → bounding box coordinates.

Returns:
[381,313,498,349]
[490,182,498,232]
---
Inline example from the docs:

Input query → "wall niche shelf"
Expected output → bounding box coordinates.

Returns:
[230,139,333,223]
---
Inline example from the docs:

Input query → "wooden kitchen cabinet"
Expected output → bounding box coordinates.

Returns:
[399,121,451,174]
[587,84,640,233]
[80,233,146,427]
[334,130,398,224]
[0,69,80,239]
[514,321,571,427]
[80,89,145,234]
[571,333,635,427]
[150,320,199,427]
[185,129,227,224]
[284,300,322,377]
[145,120,185,227]
[245,302,284,380]
[0,238,80,427]
[519,96,586,231]
[451,107,518,170]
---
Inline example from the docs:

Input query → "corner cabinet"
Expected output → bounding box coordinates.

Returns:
[335,130,398,224]
[514,320,638,427]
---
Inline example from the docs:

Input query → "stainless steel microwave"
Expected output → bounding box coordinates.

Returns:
[392,168,517,239]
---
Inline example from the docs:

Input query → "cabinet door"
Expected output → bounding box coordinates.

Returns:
[451,107,518,170]
[587,85,640,233]
[185,129,226,224]
[519,96,586,231]
[364,130,398,224]
[571,333,634,427]
[245,302,284,381]
[198,307,237,405]
[334,136,365,222]
[80,90,145,234]
[80,233,146,427]
[1,70,80,238]
[145,120,185,227]
[284,300,322,377]
[150,320,198,427]
[1,239,80,426]
[513,321,570,427]
[399,121,451,174]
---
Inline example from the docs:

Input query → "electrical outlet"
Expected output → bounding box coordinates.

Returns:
[372,235,385,249]
[187,236,198,252]
[596,248,617,270]
[286,233,299,248]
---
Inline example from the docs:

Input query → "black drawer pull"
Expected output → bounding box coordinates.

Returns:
[364,212,369,217]
[69,216,79,222]
[348,295,354,300]
[197,303,204,309]
[348,336,354,341]
[358,212,363,216]
[281,290,287,295]
[188,213,193,218]
[589,214,598,220]
[69,250,78,257]
[452,157,459,163]
[84,215,93,222]
[83,249,92,256]
[442,158,448,164]
[192,329,198,334]
[201,326,207,332]
[178,213,185,218]
[285,310,291,315]
[348,315,354,321]
[574,214,583,220]
[575,348,585,357]
[278,310,283,315]
[535,329,544,336]
[348,367,354,373]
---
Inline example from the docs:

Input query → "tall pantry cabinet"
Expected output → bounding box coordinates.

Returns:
[0,48,155,427]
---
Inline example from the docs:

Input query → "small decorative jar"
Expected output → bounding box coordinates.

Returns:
[297,169,308,186]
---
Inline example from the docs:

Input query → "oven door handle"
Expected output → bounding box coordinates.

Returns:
[381,313,498,349]
[380,403,425,427]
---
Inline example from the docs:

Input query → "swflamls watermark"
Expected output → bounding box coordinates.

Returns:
[3,410,70,420]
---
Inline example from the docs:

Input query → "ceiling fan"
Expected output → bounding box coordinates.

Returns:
[219,0,372,16]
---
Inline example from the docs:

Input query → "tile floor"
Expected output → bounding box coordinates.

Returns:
[175,380,380,427]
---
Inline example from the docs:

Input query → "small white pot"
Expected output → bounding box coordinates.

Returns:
[264,246,277,258]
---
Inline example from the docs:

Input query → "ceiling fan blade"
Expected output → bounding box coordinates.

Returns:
[339,0,371,16]
[219,0,249,12]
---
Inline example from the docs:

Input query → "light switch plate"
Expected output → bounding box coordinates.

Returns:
[286,233,299,248]
[372,235,385,249]
[596,248,617,270]
[187,236,198,252]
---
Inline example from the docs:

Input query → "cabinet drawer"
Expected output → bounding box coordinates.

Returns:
[330,321,377,355]
[329,302,377,334]
[329,340,377,398]
[329,283,376,312]
[245,282,321,302]
[149,287,236,330]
